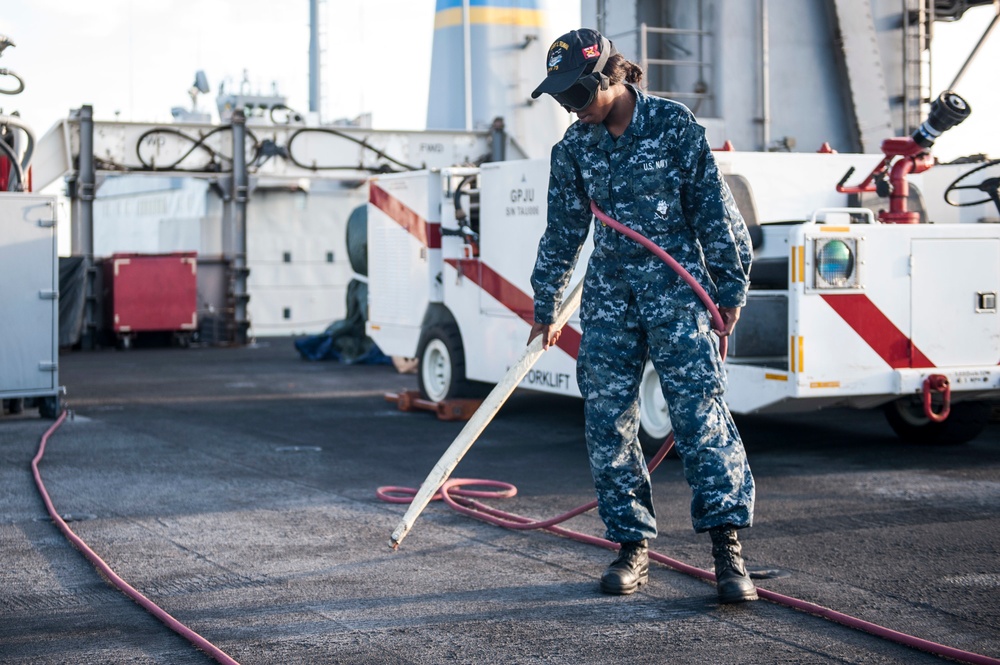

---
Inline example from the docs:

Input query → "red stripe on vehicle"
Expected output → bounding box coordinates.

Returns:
[369,183,441,249]
[820,294,934,368]
[445,258,581,360]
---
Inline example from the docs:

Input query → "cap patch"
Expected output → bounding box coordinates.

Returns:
[547,41,570,72]
[582,44,600,59]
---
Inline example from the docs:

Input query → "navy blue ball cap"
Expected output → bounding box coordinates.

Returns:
[531,28,613,99]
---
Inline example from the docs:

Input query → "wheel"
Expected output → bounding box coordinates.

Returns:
[943,158,1000,215]
[346,204,368,276]
[638,361,674,456]
[417,324,469,402]
[38,395,61,420]
[883,398,990,445]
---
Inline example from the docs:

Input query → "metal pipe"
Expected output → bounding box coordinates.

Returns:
[490,117,505,162]
[309,0,321,116]
[760,0,770,150]
[902,0,910,135]
[230,110,250,345]
[639,26,711,36]
[947,3,999,90]
[697,0,705,97]
[72,106,95,258]
[640,23,648,84]
[0,113,35,169]
[73,105,97,349]
[463,0,473,132]
[928,0,935,103]
[0,67,25,95]
[0,137,25,190]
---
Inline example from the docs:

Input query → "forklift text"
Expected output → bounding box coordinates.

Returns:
[525,370,571,390]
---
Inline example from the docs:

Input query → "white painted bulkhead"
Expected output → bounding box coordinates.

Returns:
[94,176,368,336]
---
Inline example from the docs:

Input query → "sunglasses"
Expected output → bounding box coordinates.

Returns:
[552,75,601,112]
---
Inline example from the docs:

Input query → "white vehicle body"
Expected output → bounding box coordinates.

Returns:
[367,153,1000,444]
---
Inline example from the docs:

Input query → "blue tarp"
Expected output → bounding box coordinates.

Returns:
[293,279,391,365]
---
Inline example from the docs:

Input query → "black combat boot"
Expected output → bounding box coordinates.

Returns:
[709,526,758,603]
[600,540,649,595]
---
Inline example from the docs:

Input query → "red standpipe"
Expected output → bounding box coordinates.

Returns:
[836,137,935,224]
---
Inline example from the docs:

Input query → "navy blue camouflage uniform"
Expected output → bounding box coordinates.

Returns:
[531,85,755,543]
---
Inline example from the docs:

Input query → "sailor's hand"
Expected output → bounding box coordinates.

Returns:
[528,322,562,350]
[714,306,741,338]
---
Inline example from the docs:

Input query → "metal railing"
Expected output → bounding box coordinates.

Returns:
[609,15,715,115]
[902,0,936,134]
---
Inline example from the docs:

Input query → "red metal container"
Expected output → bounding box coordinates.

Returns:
[104,252,198,335]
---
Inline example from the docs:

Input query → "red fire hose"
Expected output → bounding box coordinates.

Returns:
[380,204,999,665]
[379,445,1000,665]
[28,206,992,663]
[589,201,729,359]
[31,413,240,665]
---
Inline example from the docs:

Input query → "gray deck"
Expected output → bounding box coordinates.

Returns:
[2,338,998,664]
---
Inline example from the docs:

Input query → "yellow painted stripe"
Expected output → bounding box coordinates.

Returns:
[765,373,788,381]
[797,245,806,282]
[809,381,840,388]
[435,6,546,28]
[820,226,851,232]
[788,335,805,373]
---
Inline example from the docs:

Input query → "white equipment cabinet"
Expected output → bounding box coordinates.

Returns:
[0,194,62,418]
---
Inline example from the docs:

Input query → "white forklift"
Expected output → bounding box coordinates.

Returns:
[367,91,1000,448]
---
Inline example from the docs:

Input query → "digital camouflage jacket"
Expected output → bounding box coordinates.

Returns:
[531,86,752,329]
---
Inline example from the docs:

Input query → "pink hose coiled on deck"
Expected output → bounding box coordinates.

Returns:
[379,203,1000,665]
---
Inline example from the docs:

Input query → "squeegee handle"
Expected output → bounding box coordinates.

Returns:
[389,278,584,549]
[391,202,729,549]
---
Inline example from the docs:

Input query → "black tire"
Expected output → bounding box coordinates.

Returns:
[883,398,990,445]
[417,324,470,402]
[39,395,61,420]
[638,361,675,457]
[346,204,368,277]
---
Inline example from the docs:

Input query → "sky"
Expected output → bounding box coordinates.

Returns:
[1,1,997,161]
[1,0,436,132]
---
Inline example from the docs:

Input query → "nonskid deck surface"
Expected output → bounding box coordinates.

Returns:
[1,338,998,664]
